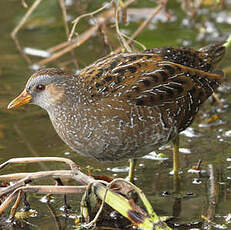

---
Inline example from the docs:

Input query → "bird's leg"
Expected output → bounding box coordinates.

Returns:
[172,135,180,176]
[128,158,137,183]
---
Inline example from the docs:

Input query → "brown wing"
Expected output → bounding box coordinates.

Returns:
[123,61,222,107]
[78,53,222,107]
[78,52,163,100]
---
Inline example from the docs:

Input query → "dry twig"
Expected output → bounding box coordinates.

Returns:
[38,0,135,66]
[0,157,172,229]
[69,0,113,41]
[114,0,167,54]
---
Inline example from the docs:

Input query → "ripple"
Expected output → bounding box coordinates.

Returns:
[223,130,231,137]
[192,178,202,184]
[107,166,129,173]
[188,168,207,174]
[143,151,168,160]
[179,148,191,154]
[181,127,201,138]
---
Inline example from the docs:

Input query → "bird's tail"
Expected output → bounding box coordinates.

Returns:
[199,42,226,71]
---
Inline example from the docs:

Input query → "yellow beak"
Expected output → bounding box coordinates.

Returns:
[7,89,32,109]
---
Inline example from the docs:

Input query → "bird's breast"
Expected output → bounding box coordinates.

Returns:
[48,101,179,162]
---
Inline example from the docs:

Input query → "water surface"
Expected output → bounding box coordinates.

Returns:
[1,0,231,229]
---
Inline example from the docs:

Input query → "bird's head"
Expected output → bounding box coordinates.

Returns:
[8,68,68,111]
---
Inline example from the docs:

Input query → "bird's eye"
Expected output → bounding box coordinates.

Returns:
[36,84,45,91]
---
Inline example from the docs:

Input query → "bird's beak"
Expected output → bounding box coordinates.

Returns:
[7,89,32,109]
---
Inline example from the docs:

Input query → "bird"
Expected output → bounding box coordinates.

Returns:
[8,42,225,181]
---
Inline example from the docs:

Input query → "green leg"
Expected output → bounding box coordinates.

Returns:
[128,158,137,182]
[172,135,180,176]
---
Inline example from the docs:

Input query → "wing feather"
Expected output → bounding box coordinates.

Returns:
[78,53,222,107]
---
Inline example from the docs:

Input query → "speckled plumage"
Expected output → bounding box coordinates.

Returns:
[10,43,225,162]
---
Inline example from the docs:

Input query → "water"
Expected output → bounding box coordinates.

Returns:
[0,0,231,229]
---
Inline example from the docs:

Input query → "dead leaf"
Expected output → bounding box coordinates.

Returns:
[207,114,220,123]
